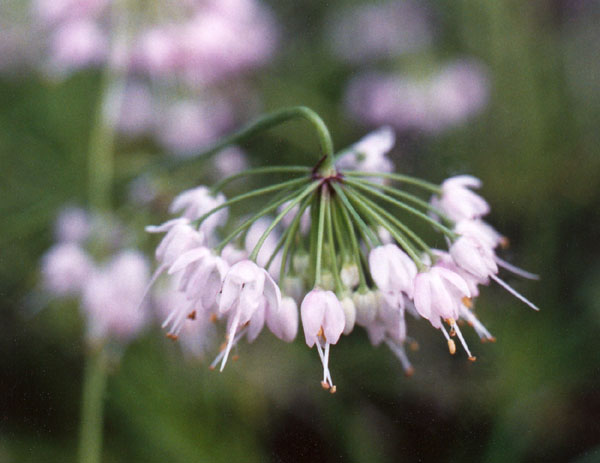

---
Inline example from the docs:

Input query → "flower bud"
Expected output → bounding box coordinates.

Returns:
[340,262,359,289]
[353,289,379,326]
[340,296,356,335]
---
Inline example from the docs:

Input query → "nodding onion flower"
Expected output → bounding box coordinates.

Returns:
[146,106,539,392]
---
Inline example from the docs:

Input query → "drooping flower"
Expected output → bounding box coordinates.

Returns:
[300,289,345,392]
[413,266,471,329]
[436,175,490,221]
[216,260,281,370]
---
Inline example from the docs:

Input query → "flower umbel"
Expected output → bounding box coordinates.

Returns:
[146,106,539,391]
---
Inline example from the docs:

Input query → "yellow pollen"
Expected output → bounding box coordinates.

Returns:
[329,386,337,394]
[321,381,330,390]
[468,356,477,362]
[489,336,497,343]
[447,339,456,355]
[462,297,473,308]
[166,333,179,341]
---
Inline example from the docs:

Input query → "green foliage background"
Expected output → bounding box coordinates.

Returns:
[1,1,599,461]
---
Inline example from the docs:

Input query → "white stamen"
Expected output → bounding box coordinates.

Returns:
[491,274,540,311]
[210,327,247,370]
[220,311,241,371]
[496,257,540,280]
[459,306,494,341]
[451,321,474,359]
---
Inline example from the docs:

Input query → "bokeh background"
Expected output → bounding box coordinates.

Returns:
[2,0,600,461]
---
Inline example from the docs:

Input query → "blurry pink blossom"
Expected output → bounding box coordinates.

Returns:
[82,250,150,342]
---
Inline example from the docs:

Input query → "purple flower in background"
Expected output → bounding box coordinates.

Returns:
[41,243,94,297]
[54,206,91,243]
[346,60,490,134]
[328,0,433,63]
[82,250,150,343]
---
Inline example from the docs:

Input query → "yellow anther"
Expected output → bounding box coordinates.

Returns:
[468,356,477,362]
[462,297,473,309]
[187,310,197,320]
[166,333,179,341]
[447,339,456,355]
[329,385,337,394]
[321,381,330,390]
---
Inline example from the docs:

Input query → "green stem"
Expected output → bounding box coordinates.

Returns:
[78,347,109,463]
[331,183,380,247]
[195,177,308,229]
[211,166,311,193]
[333,195,367,287]
[215,186,307,253]
[314,187,328,287]
[349,177,452,224]
[345,179,458,239]
[345,189,425,270]
[325,198,344,293]
[346,186,432,255]
[343,171,441,194]
[249,182,319,261]
[166,106,335,171]
[279,193,313,282]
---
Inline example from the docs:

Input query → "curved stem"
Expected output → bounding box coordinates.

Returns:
[78,347,109,463]
[166,106,335,171]
[343,171,441,194]
[346,186,432,256]
[278,193,313,282]
[345,189,424,270]
[215,186,306,252]
[350,177,453,224]
[249,182,319,261]
[211,166,310,193]
[331,184,380,248]
[345,179,458,240]
[195,177,308,229]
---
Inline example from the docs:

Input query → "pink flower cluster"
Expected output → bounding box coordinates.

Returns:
[146,126,539,392]
[40,207,151,344]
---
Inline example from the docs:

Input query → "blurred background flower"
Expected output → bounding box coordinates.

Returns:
[1,0,600,462]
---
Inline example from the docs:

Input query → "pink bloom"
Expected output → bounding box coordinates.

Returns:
[300,289,345,391]
[437,175,490,221]
[369,244,417,306]
[213,146,249,178]
[49,19,108,72]
[146,219,205,269]
[169,186,228,239]
[217,260,281,370]
[450,236,498,282]
[336,126,395,179]
[413,266,470,329]
[454,219,503,250]
[41,243,94,296]
[266,296,298,342]
[82,250,150,343]
[154,279,217,358]
[353,289,379,326]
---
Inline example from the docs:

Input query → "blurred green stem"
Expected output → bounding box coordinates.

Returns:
[170,106,335,173]
[78,347,109,463]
